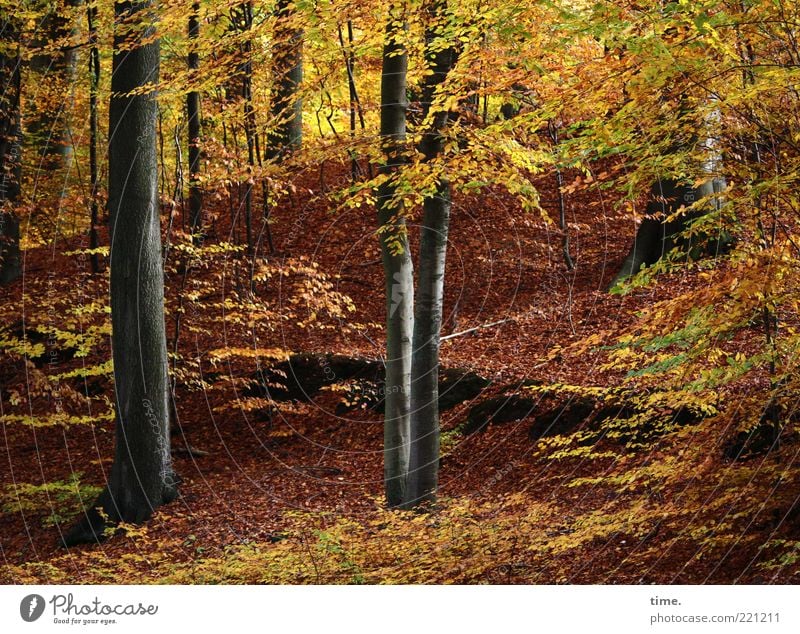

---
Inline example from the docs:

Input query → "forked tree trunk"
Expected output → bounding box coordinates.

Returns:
[404,0,456,509]
[64,0,177,546]
[267,0,303,159]
[377,5,412,508]
[338,19,369,182]
[0,15,21,285]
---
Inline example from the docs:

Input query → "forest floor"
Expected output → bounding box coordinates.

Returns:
[1,161,799,584]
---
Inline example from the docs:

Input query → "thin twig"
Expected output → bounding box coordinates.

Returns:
[440,318,514,341]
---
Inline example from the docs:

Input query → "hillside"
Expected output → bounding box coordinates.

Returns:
[2,161,798,584]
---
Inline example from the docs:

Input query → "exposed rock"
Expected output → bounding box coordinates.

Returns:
[5,320,77,366]
[244,354,709,448]
[246,353,491,415]
[438,368,491,411]
[247,353,383,402]
[723,402,782,461]
[464,394,539,434]
[528,396,597,440]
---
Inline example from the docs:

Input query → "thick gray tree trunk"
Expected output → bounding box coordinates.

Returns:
[610,105,726,288]
[404,0,456,509]
[0,15,21,285]
[610,178,688,287]
[64,0,176,546]
[377,6,412,508]
[187,1,203,241]
[267,0,302,159]
[609,176,726,288]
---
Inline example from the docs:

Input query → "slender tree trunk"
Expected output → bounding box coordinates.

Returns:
[338,20,366,182]
[64,0,177,546]
[377,5,412,508]
[239,2,254,260]
[405,192,449,507]
[253,117,275,260]
[187,1,203,242]
[267,0,303,160]
[337,19,372,182]
[404,0,455,508]
[346,20,357,176]
[338,22,358,181]
[547,120,574,271]
[87,0,100,273]
[0,15,22,285]
[28,1,80,177]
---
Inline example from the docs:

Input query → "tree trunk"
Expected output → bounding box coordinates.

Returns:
[87,0,100,273]
[64,0,176,546]
[404,0,456,509]
[238,2,254,260]
[610,101,727,289]
[609,174,726,289]
[28,1,80,177]
[377,6,412,508]
[187,1,203,242]
[405,192,450,507]
[547,121,574,271]
[610,178,682,287]
[0,14,22,285]
[267,0,303,159]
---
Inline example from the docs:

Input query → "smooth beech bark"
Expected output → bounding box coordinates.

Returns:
[377,5,412,508]
[405,192,450,508]
[610,106,726,288]
[404,0,456,509]
[609,170,726,288]
[64,0,176,546]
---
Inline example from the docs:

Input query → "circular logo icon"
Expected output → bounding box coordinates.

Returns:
[20,594,45,622]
